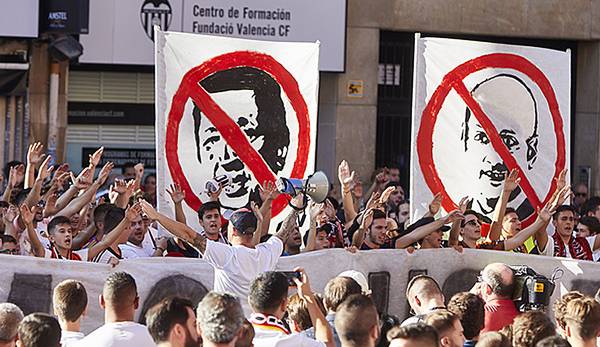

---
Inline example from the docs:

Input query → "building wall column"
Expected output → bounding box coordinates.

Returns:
[574,41,600,194]
[28,41,49,148]
[334,27,379,185]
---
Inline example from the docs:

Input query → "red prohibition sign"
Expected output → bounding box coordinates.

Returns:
[165,51,311,217]
[417,53,566,226]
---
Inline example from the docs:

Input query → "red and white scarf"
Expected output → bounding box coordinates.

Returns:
[552,232,592,260]
[50,245,81,261]
[250,313,289,335]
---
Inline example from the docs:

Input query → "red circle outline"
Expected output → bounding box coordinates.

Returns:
[165,51,311,216]
[417,53,566,226]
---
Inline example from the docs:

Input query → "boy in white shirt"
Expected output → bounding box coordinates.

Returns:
[52,280,88,346]
[77,272,155,347]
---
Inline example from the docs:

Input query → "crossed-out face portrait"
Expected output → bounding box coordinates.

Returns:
[192,67,290,209]
[459,74,539,217]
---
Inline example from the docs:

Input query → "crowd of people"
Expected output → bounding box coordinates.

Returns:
[1,265,599,347]
[1,144,600,346]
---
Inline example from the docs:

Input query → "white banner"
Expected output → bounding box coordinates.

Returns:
[410,36,571,225]
[154,29,319,233]
[0,0,38,37]
[1,249,599,333]
[78,0,345,71]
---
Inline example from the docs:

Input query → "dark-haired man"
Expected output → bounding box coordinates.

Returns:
[79,272,155,346]
[304,276,362,346]
[334,294,379,347]
[0,235,18,255]
[249,269,334,347]
[197,201,228,244]
[52,280,88,346]
[387,323,439,347]
[447,292,484,346]
[146,297,199,347]
[472,263,519,334]
[16,313,61,347]
[424,310,465,347]
[538,205,600,260]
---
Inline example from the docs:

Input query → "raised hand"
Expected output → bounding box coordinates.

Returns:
[338,160,356,188]
[72,167,93,190]
[443,210,464,224]
[292,267,314,299]
[308,202,322,220]
[258,180,279,202]
[140,200,160,220]
[503,169,521,192]
[378,186,396,206]
[37,155,54,181]
[428,192,443,215]
[457,196,471,214]
[13,164,25,186]
[125,202,143,221]
[27,142,45,166]
[3,205,18,224]
[134,163,144,178]
[207,185,222,202]
[51,164,70,186]
[250,201,263,223]
[19,204,34,225]
[166,183,185,204]
[365,191,381,210]
[88,147,104,168]
[555,168,568,191]
[111,179,128,194]
[323,198,336,219]
[375,168,390,186]
[96,162,114,185]
[360,208,375,230]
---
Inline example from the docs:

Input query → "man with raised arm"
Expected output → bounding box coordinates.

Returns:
[140,194,304,314]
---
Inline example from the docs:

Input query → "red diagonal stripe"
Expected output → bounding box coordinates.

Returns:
[452,80,542,209]
[186,79,276,188]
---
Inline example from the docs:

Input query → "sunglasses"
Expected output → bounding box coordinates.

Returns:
[0,249,18,255]
[575,193,587,197]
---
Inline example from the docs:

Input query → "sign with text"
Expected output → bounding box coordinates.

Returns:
[82,147,156,169]
[68,102,155,125]
[0,0,39,37]
[410,36,571,225]
[78,0,345,71]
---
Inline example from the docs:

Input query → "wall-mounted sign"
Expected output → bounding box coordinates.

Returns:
[0,0,39,38]
[82,147,156,169]
[68,102,155,125]
[347,80,363,98]
[79,0,346,71]
[40,0,90,34]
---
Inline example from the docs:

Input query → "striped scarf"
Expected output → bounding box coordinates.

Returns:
[552,232,592,260]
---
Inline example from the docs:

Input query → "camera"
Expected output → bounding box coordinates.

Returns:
[205,174,232,194]
[510,265,556,312]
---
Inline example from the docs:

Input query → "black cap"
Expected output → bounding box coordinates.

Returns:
[404,216,450,234]
[229,209,257,235]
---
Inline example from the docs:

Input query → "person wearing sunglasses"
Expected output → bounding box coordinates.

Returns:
[0,234,18,255]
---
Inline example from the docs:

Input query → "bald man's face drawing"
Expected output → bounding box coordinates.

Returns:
[461,74,539,214]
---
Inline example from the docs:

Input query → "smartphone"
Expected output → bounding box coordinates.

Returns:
[280,271,301,286]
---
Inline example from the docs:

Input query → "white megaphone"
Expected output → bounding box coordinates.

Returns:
[276,171,330,204]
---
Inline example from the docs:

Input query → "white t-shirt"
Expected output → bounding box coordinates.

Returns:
[203,237,283,313]
[61,330,85,346]
[92,246,123,264]
[142,226,165,254]
[121,242,152,259]
[542,234,596,258]
[76,321,155,347]
[253,326,325,347]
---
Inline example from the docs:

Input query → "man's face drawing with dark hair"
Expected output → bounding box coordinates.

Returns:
[192,66,290,208]
[461,74,539,215]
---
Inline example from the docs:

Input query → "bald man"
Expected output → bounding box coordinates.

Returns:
[471,263,519,333]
